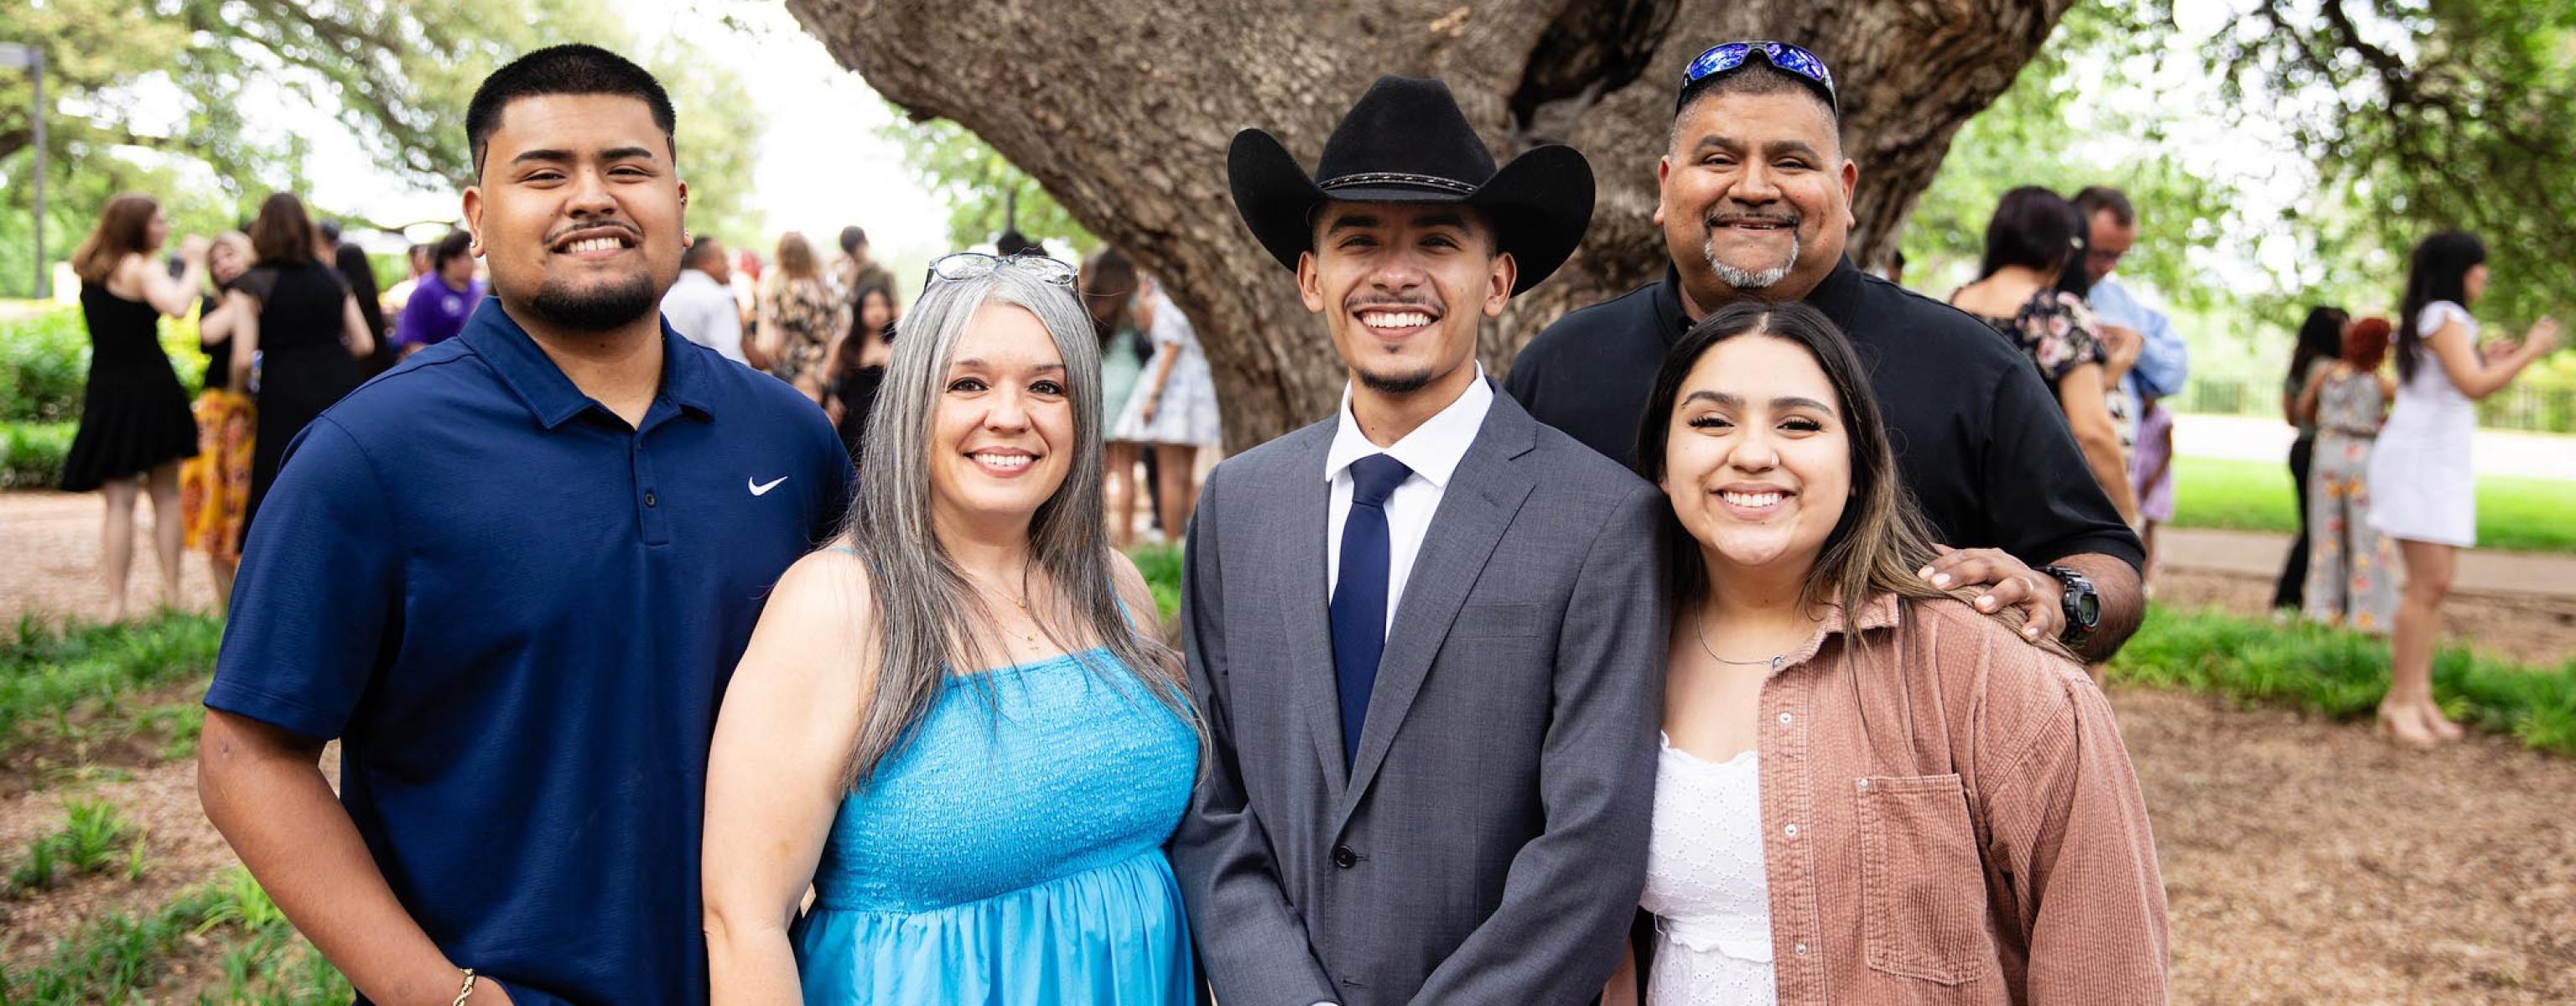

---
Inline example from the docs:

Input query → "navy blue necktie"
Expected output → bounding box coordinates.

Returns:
[1330,454,1413,769]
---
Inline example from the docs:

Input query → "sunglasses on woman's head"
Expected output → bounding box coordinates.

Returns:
[925,252,1078,288]
[1678,41,1839,113]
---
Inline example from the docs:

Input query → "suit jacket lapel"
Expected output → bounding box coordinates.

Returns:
[1337,388,1538,830]
[1267,425,1349,800]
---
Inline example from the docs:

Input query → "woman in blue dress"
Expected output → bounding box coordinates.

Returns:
[703,252,1203,1004]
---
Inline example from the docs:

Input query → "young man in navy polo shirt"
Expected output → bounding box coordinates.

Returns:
[199,45,850,1005]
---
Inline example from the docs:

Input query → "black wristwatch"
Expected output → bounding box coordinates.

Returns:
[2040,565,2100,647]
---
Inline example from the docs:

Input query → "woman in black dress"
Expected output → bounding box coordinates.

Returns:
[823,283,896,459]
[225,193,376,545]
[63,193,207,621]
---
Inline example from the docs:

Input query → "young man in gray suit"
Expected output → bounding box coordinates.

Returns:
[1171,75,1668,1006]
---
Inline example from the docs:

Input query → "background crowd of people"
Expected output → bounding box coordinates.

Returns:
[53,194,1237,626]
[57,176,2557,760]
[1938,183,2561,747]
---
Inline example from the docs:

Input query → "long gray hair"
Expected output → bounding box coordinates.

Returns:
[837,263,1195,788]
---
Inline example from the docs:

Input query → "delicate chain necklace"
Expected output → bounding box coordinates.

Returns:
[967,571,1041,648]
[1691,609,1787,671]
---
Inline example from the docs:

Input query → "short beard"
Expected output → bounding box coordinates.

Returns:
[522,272,660,332]
[1356,365,1437,395]
[1703,232,1799,291]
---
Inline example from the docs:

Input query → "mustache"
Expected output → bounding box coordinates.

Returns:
[1343,293,1445,314]
[543,220,642,246]
[1705,210,1800,228]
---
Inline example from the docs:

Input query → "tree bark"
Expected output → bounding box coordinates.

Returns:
[787,0,2074,449]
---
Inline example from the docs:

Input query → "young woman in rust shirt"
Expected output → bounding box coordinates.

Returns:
[1606,300,2168,1005]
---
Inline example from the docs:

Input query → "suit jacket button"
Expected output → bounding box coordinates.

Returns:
[1332,845,1358,869]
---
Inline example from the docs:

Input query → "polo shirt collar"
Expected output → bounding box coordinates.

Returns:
[1658,257,1869,340]
[459,298,716,429]
[1323,364,1493,490]
[1803,257,1867,336]
[1651,265,1690,346]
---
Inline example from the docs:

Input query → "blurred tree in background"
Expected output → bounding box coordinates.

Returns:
[0,0,763,298]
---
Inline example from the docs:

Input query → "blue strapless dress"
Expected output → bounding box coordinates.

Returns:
[791,648,1202,1004]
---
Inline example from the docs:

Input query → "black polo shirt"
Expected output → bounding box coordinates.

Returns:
[1506,259,2142,570]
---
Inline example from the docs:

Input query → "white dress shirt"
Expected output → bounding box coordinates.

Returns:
[1322,366,1495,635]
[661,268,747,364]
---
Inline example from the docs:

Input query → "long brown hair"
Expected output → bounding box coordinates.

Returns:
[71,194,161,284]
[1080,247,1138,345]
[776,231,818,282]
[1633,301,2034,640]
[248,193,318,266]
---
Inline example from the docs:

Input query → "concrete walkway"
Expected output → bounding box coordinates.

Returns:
[2158,526,2576,602]
[2174,413,2576,480]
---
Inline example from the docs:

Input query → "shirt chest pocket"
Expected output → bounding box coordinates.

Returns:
[1857,773,1998,988]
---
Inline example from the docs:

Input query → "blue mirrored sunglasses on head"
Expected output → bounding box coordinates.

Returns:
[1680,41,1837,112]
[925,252,1078,288]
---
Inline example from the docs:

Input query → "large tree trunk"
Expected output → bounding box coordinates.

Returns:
[788,0,2073,449]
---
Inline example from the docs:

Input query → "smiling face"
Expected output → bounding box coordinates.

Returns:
[1659,334,1852,579]
[1659,90,1856,308]
[927,303,1076,530]
[463,93,685,334]
[1299,200,1513,400]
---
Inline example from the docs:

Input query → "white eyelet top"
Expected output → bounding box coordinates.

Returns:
[1639,734,1779,1005]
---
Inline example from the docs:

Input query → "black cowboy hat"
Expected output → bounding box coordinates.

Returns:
[1228,75,1595,294]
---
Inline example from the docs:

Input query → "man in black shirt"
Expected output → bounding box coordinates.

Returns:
[1508,41,2143,658]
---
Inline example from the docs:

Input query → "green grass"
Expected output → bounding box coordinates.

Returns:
[7,799,143,895]
[2165,455,2576,553]
[0,867,352,1004]
[0,612,226,759]
[2115,604,2576,757]
[1126,544,1184,623]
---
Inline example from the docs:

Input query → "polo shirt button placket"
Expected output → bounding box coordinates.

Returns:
[631,436,670,546]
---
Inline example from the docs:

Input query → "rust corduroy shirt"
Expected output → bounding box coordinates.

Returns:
[1722,592,2169,1005]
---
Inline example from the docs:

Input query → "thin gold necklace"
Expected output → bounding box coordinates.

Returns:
[1691,609,1787,671]
[972,574,1041,648]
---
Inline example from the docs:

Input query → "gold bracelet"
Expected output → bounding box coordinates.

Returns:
[451,967,478,1006]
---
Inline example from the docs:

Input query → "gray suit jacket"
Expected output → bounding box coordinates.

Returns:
[1171,386,1667,1006]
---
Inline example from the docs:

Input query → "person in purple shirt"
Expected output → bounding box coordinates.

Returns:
[391,230,483,355]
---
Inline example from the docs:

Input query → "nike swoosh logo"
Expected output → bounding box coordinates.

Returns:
[749,475,787,496]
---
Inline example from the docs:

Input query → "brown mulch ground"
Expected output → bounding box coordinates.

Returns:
[2120,687,2576,1003]
[4,490,2574,998]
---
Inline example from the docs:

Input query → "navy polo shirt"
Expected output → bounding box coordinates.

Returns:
[206,298,851,1005]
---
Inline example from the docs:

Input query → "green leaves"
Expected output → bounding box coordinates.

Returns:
[882,111,1096,253]
[2207,0,2576,327]
[0,0,771,296]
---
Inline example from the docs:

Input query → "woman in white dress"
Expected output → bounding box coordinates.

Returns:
[2366,231,2558,748]
[1109,277,1222,542]
[1606,301,2166,1005]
